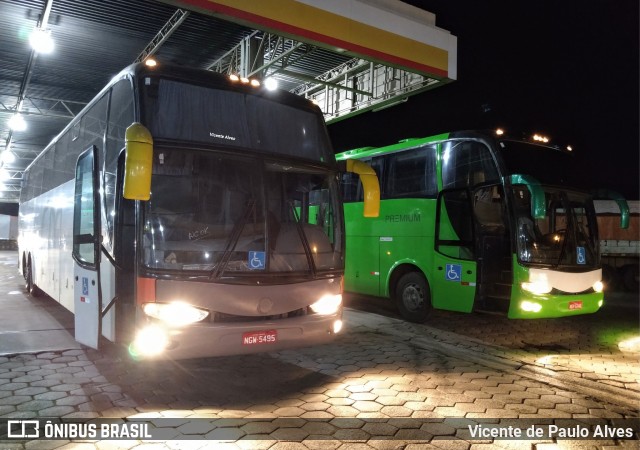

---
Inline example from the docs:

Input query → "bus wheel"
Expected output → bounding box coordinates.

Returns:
[25,259,40,297]
[395,272,431,323]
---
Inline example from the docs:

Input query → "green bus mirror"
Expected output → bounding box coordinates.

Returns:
[123,123,153,201]
[346,159,380,218]
[592,189,630,229]
[509,174,546,220]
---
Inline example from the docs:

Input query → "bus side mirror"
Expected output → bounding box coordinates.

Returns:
[123,123,153,201]
[509,174,546,220]
[592,189,630,229]
[343,159,380,218]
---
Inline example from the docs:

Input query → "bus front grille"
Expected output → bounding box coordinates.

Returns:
[212,307,309,323]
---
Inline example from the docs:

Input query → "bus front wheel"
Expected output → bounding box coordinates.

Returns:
[395,272,431,323]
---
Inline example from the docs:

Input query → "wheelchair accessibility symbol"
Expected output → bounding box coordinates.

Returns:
[445,264,462,282]
[248,251,265,270]
[576,247,586,265]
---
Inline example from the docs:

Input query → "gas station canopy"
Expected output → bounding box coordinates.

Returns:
[0,0,457,202]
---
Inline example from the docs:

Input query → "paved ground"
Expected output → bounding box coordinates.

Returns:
[0,251,638,449]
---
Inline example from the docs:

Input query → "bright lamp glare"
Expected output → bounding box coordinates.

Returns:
[130,325,168,357]
[1,151,15,164]
[520,300,542,313]
[521,280,552,295]
[310,294,342,315]
[8,114,27,131]
[618,336,640,353]
[593,281,604,292]
[143,302,209,326]
[264,77,279,91]
[29,28,54,54]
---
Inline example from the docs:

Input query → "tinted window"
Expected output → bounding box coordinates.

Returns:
[386,145,437,198]
[147,79,333,163]
[442,140,499,190]
[339,144,436,202]
[436,189,474,260]
[339,157,383,202]
[105,79,135,251]
[498,140,574,185]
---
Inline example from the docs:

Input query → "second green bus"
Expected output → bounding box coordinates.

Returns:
[337,130,629,321]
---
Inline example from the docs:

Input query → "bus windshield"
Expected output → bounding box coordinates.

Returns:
[144,78,334,164]
[143,149,343,277]
[498,140,574,185]
[512,186,598,269]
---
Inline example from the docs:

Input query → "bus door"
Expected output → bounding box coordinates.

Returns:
[432,189,476,312]
[472,184,511,307]
[72,146,102,349]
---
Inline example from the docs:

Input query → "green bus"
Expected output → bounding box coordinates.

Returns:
[337,130,629,321]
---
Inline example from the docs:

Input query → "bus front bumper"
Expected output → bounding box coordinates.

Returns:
[128,311,343,360]
[508,289,604,319]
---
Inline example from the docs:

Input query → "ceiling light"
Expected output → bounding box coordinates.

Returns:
[29,28,54,54]
[1,151,15,164]
[144,58,157,67]
[8,114,27,132]
[264,77,279,91]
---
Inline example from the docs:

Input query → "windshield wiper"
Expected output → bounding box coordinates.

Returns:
[288,200,317,276]
[210,200,256,279]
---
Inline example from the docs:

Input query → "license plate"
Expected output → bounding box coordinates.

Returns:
[569,301,583,310]
[242,330,277,345]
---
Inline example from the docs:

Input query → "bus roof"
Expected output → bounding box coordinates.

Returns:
[335,132,450,160]
[335,129,574,162]
[123,63,323,114]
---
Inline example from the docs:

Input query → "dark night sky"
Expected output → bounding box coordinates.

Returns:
[328,0,639,199]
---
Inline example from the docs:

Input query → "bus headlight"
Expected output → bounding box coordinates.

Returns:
[143,302,209,326]
[310,294,342,315]
[593,281,604,292]
[521,280,552,295]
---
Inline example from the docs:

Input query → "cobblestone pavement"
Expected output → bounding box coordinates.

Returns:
[0,252,638,449]
[347,290,640,394]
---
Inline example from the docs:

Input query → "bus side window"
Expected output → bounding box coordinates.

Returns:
[473,184,505,231]
[106,78,135,252]
[386,145,437,198]
[442,141,499,190]
[340,172,361,202]
[436,189,475,260]
[339,157,383,202]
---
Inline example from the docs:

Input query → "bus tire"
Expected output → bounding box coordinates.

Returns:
[25,258,41,297]
[395,272,431,323]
